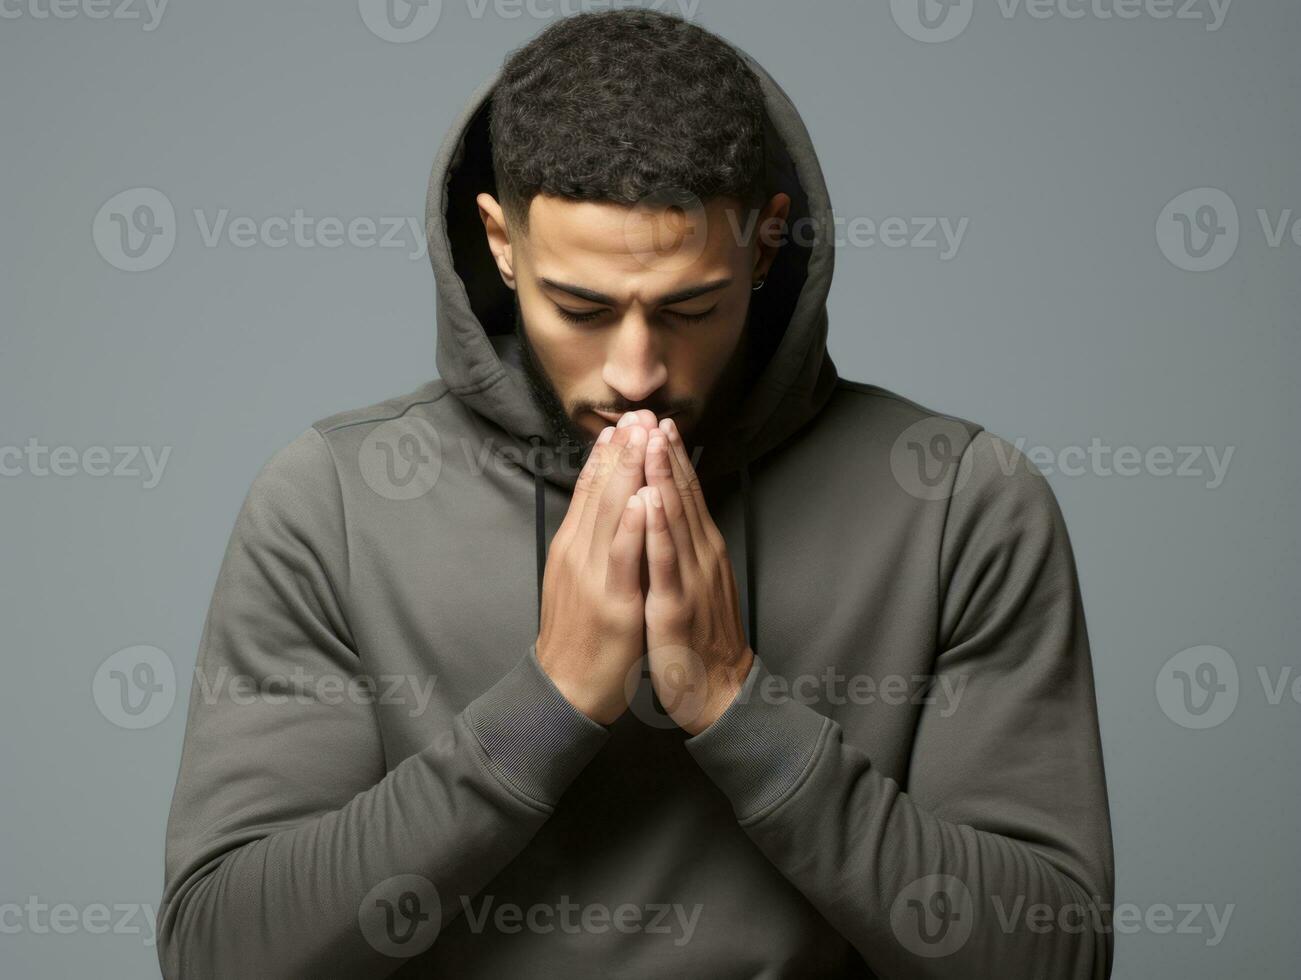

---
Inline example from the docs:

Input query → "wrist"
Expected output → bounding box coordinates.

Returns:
[535,639,623,726]
[463,645,612,806]
[682,646,755,736]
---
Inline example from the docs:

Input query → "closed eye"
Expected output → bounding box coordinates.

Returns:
[664,306,717,323]
[554,306,607,324]
[553,304,718,325]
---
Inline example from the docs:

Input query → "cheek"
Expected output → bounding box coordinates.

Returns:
[518,298,607,389]
[667,315,746,388]
[550,342,608,399]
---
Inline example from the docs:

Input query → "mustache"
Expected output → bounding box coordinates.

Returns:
[584,403,691,418]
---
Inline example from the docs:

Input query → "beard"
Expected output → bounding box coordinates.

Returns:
[511,296,756,456]
[512,301,592,452]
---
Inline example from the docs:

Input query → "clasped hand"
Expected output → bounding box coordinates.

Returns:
[535,411,754,734]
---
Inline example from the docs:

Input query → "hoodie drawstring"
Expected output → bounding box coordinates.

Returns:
[737,461,756,654]
[534,462,548,618]
[533,460,757,655]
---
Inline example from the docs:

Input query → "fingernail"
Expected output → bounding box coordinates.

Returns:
[648,433,666,453]
[665,417,680,441]
[618,412,637,427]
[596,426,614,445]
[628,425,646,445]
[650,486,662,508]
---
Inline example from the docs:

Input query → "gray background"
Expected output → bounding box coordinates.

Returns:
[1,0,1297,976]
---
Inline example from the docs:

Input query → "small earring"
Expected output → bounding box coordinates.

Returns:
[751,277,766,292]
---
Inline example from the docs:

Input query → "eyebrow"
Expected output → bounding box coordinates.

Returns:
[538,277,733,307]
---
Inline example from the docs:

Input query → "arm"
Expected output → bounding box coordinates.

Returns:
[157,428,609,979]
[682,429,1115,978]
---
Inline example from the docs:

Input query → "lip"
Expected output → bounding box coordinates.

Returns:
[592,409,679,425]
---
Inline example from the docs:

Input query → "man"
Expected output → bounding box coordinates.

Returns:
[160,9,1113,978]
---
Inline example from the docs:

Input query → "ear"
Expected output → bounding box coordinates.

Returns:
[476,192,516,290]
[751,192,791,284]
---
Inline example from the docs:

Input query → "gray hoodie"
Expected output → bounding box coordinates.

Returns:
[159,46,1114,980]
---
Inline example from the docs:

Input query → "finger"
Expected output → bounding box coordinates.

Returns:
[645,428,696,569]
[575,423,632,548]
[618,409,659,433]
[588,424,648,561]
[606,492,646,600]
[662,416,727,554]
[556,426,615,547]
[641,484,683,597]
[658,417,714,559]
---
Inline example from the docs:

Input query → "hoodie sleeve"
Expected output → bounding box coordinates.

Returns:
[684,429,1115,979]
[158,427,609,980]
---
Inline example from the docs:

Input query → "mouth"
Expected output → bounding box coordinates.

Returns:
[591,408,681,426]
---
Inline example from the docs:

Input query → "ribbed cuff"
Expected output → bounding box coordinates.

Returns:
[464,644,610,807]
[684,654,830,822]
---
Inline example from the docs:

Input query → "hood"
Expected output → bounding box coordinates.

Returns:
[424,40,839,492]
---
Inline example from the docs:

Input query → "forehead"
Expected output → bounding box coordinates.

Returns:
[520,194,746,294]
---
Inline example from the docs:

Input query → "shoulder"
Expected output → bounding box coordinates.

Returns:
[830,378,1058,522]
[310,379,453,439]
[245,380,455,522]
[829,379,983,445]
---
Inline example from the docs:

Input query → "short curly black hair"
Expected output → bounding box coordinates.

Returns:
[488,9,769,231]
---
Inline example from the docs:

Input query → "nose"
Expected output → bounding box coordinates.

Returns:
[601,313,668,404]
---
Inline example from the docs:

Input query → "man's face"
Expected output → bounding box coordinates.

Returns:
[478,191,789,447]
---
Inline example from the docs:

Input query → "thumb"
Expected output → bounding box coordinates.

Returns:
[606,492,647,600]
